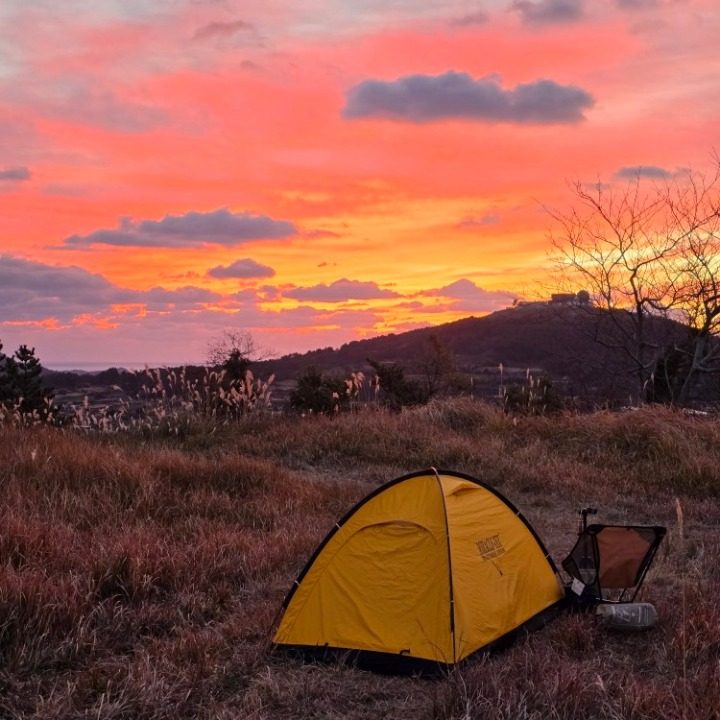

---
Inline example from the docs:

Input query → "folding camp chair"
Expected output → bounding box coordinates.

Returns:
[562,508,666,606]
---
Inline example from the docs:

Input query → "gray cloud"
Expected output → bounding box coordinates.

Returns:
[64,209,297,248]
[303,229,342,239]
[142,286,221,310]
[0,166,31,181]
[450,11,489,26]
[285,278,400,302]
[343,72,594,124]
[232,285,282,303]
[616,0,656,8]
[41,183,91,197]
[207,258,276,279]
[424,279,516,311]
[0,255,132,322]
[614,165,673,179]
[5,71,167,134]
[45,86,166,133]
[252,306,382,329]
[72,90,166,133]
[194,19,254,40]
[457,213,501,229]
[0,255,220,323]
[512,0,584,25]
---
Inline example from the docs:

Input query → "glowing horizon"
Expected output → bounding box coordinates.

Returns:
[1,0,719,365]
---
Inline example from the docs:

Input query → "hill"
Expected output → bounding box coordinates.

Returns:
[254,302,690,402]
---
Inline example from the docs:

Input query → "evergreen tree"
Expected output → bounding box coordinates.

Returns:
[0,340,17,407]
[222,348,252,382]
[12,344,53,416]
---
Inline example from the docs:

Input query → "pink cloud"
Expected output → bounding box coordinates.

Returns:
[422,279,516,312]
[285,278,400,302]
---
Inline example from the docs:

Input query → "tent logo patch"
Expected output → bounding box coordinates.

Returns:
[476,534,505,560]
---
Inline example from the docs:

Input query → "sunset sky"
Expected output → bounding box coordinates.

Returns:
[1,0,719,367]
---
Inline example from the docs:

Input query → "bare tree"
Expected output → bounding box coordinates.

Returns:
[417,334,456,398]
[665,166,720,401]
[551,161,720,403]
[206,331,265,380]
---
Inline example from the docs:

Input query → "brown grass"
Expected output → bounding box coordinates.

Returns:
[0,399,719,718]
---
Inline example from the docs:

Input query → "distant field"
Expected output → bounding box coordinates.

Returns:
[1,400,718,719]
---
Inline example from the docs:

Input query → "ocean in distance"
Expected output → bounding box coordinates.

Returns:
[46,361,180,373]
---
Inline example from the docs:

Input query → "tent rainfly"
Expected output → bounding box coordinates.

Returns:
[273,469,565,674]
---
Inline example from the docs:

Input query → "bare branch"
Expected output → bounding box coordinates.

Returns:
[551,160,720,404]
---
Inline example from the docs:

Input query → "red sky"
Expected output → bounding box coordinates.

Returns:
[1,0,719,366]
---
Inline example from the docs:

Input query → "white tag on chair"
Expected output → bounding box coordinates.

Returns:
[570,578,586,596]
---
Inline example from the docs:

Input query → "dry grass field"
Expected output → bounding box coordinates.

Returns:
[1,399,719,719]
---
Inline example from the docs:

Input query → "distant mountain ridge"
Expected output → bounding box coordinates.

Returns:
[253,302,690,400]
[45,302,700,404]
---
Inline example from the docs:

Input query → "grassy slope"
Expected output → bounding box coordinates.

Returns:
[1,400,719,719]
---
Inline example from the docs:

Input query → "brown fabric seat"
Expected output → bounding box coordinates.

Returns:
[562,524,666,603]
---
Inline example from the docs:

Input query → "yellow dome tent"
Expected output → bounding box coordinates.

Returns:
[273,469,565,674]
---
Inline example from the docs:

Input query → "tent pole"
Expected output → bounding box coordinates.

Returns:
[431,466,457,665]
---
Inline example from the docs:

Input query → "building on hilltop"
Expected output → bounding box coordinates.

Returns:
[550,292,577,304]
[551,291,591,305]
[515,290,591,308]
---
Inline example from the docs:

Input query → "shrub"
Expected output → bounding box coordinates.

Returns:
[290,365,347,414]
[503,371,563,415]
[367,359,427,410]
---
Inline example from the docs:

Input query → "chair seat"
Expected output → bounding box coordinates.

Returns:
[562,524,666,603]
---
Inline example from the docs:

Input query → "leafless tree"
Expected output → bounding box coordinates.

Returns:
[206,331,266,379]
[551,160,720,403]
[665,166,720,401]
